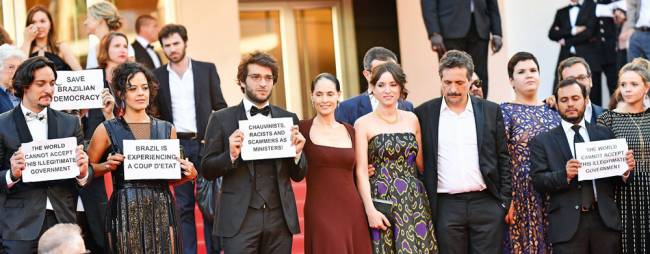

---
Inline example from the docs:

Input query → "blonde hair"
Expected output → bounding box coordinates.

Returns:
[88,1,122,31]
[619,58,650,85]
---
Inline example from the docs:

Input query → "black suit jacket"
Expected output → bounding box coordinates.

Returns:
[414,96,512,220]
[154,60,228,140]
[421,0,502,39]
[132,41,161,70]
[548,0,603,72]
[530,122,623,243]
[0,107,93,241]
[200,102,307,237]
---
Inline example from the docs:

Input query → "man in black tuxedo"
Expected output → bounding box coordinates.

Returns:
[201,51,307,254]
[154,24,228,254]
[132,14,161,70]
[335,46,413,125]
[530,78,635,253]
[414,50,511,254]
[549,0,604,105]
[0,56,92,253]
[421,0,503,97]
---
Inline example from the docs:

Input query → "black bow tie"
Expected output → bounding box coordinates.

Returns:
[571,3,581,8]
[250,106,271,117]
[25,111,46,122]
[147,44,154,49]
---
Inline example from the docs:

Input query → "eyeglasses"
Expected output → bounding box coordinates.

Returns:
[247,74,274,83]
[564,74,591,82]
[471,79,482,88]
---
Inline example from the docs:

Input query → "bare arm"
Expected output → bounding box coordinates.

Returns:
[58,43,82,71]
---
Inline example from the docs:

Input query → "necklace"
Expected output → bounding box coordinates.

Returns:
[627,113,646,161]
[374,110,399,124]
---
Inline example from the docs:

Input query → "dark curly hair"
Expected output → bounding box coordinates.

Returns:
[12,56,57,98]
[236,51,278,93]
[111,62,159,116]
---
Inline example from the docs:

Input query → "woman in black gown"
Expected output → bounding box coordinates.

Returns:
[87,62,197,253]
[20,5,81,71]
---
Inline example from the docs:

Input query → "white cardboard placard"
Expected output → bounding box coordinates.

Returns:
[22,137,79,182]
[123,139,181,180]
[239,117,296,161]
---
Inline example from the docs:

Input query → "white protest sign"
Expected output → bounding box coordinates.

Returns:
[576,138,629,181]
[239,117,296,161]
[22,137,79,183]
[123,139,181,180]
[50,69,104,110]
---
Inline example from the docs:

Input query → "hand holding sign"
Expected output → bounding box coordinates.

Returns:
[178,158,197,180]
[624,150,635,177]
[228,129,244,162]
[290,125,305,156]
[101,88,116,120]
[565,159,580,183]
[103,153,125,172]
[10,147,25,180]
[76,145,89,179]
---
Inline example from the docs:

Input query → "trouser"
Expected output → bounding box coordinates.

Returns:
[436,191,505,254]
[627,30,650,62]
[444,16,490,97]
[175,138,204,254]
[553,209,620,254]
[222,206,292,254]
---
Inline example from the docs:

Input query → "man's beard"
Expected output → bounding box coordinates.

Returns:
[245,86,272,105]
[168,50,186,64]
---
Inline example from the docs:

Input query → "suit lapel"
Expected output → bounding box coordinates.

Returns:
[359,92,372,116]
[46,108,58,139]
[159,66,173,123]
[191,60,201,121]
[552,127,573,161]
[12,107,33,143]
[430,99,442,164]
[235,102,256,177]
[471,97,485,151]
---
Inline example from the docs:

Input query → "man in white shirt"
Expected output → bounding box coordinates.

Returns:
[132,15,161,70]
[414,50,512,254]
[621,0,650,61]
[153,24,228,254]
[0,56,91,253]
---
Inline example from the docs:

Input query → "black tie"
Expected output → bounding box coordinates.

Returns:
[250,106,271,117]
[571,125,595,209]
[147,44,154,50]
[571,2,581,8]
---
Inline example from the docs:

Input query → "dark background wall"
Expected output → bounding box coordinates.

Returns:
[352,0,401,93]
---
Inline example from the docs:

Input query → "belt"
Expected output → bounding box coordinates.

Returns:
[637,26,650,32]
[177,132,197,140]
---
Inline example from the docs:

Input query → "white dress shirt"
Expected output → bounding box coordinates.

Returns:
[560,118,598,201]
[5,104,89,211]
[637,0,650,27]
[243,96,270,120]
[584,102,593,123]
[569,0,584,54]
[437,97,486,193]
[135,36,161,68]
[168,60,198,133]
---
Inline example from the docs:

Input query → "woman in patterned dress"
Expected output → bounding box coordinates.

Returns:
[501,52,560,253]
[597,58,650,254]
[354,62,437,254]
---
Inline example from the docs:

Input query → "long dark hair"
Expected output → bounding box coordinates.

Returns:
[25,6,59,55]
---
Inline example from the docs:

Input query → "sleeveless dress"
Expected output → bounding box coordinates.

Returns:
[500,103,560,254]
[30,51,71,71]
[368,133,438,254]
[598,110,650,254]
[103,118,182,253]
[298,119,372,254]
